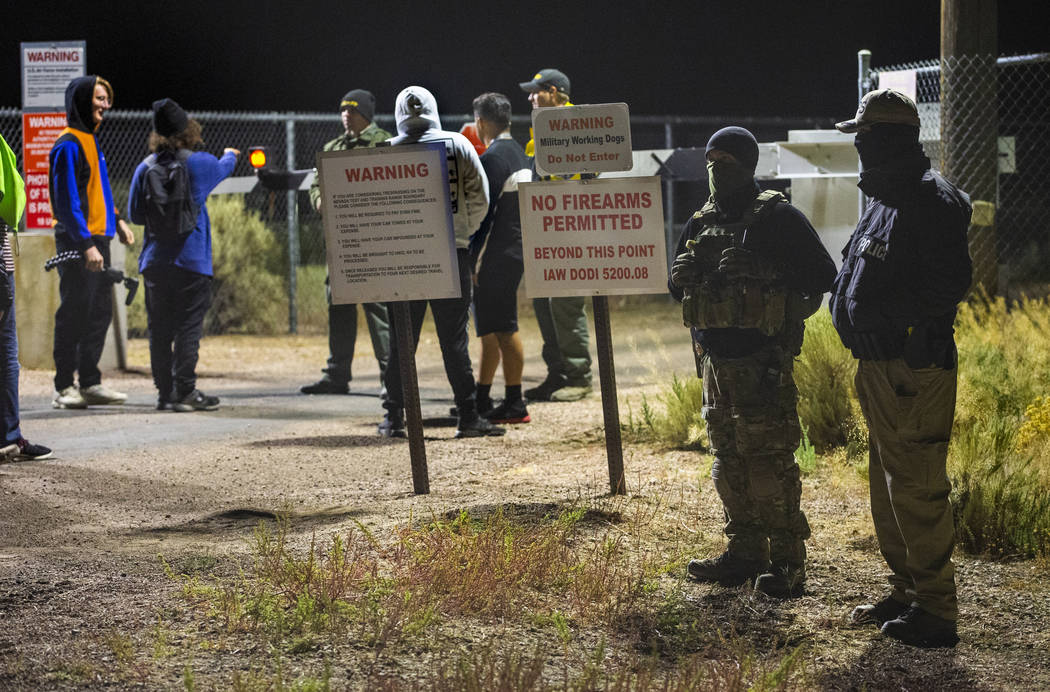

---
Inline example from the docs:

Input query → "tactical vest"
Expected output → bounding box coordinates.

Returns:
[681,190,789,335]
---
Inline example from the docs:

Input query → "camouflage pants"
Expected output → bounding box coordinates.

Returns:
[701,345,809,566]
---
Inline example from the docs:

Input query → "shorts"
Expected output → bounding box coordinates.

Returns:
[473,260,523,336]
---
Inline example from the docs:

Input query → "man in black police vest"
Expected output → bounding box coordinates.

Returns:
[670,126,835,598]
[832,89,972,648]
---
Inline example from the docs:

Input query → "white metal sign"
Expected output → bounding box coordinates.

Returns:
[532,103,633,176]
[519,176,667,298]
[878,69,917,105]
[21,41,86,111]
[317,143,459,304]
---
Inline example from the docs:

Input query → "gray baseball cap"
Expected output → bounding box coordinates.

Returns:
[836,88,920,133]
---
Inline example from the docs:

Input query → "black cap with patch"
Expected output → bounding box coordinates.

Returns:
[519,69,570,96]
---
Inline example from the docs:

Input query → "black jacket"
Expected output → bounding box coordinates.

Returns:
[830,167,972,364]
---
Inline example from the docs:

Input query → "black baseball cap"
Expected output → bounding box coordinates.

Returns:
[519,69,570,96]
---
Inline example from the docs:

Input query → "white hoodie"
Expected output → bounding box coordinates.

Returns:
[389,86,489,249]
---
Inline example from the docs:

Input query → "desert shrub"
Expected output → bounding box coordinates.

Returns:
[623,374,707,450]
[623,310,862,456]
[122,196,291,336]
[948,295,1050,557]
[794,310,866,452]
[206,195,287,334]
[294,264,330,335]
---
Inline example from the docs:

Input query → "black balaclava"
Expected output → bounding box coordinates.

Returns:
[855,123,930,203]
[705,126,760,217]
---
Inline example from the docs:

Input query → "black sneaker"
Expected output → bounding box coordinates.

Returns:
[172,390,220,412]
[686,551,769,586]
[880,606,959,648]
[157,398,171,411]
[523,377,566,402]
[378,411,407,438]
[754,562,806,598]
[450,398,494,418]
[455,416,506,438]
[850,595,910,627]
[300,378,349,395]
[14,438,53,461]
[485,399,531,424]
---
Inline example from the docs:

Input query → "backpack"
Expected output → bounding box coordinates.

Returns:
[141,149,197,241]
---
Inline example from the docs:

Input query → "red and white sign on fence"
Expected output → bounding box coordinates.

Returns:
[21,40,85,232]
[519,176,667,298]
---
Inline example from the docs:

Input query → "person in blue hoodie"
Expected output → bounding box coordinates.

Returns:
[49,75,135,410]
[128,99,239,412]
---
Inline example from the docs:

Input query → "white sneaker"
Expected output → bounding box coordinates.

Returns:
[80,383,127,405]
[53,386,88,409]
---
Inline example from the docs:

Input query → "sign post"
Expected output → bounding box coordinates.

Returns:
[20,41,86,233]
[316,142,460,495]
[520,175,667,495]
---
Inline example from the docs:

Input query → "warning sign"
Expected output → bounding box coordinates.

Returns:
[532,103,632,177]
[317,143,460,304]
[21,112,66,231]
[519,176,667,298]
[20,40,85,232]
[21,41,86,112]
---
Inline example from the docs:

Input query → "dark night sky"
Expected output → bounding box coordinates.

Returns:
[3,1,1043,120]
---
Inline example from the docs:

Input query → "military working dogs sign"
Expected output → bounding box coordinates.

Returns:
[317,143,459,304]
[519,176,667,298]
[532,103,633,176]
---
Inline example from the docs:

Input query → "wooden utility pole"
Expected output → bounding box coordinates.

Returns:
[941,0,998,294]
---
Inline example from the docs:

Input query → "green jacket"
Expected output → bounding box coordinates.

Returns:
[309,121,392,209]
[0,134,25,229]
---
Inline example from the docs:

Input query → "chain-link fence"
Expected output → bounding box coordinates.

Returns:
[866,53,1050,297]
[0,107,832,334]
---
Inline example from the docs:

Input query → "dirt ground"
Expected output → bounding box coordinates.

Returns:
[1,300,1049,690]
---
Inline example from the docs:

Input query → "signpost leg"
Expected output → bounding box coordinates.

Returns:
[591,295,626,495]
[391,301,429,495]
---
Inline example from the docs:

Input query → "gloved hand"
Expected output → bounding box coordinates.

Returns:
[670,249,705,288]
[718,247,779,281]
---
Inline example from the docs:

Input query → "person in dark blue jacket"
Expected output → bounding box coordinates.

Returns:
[49,75,135,410]
[831,89,972,649]
[128,99,239,412]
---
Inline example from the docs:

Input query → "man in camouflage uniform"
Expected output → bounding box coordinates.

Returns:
[669,126,836,597]
[302,89,392,396]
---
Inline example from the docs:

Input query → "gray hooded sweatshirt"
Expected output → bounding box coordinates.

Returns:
[389,86,489,249]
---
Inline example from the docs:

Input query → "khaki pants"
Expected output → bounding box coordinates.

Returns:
[855,358,958,621]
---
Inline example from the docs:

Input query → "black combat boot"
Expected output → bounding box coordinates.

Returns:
[880,606,959,648]
[850,595,910,627]
[754,562,805,598]
[686,551,769,586]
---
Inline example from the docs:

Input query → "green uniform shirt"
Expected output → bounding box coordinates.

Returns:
[309,121,392,209]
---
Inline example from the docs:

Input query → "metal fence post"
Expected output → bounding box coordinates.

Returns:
[664,121,675,270]
[285,117,299,334]
[857,49,871,219]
